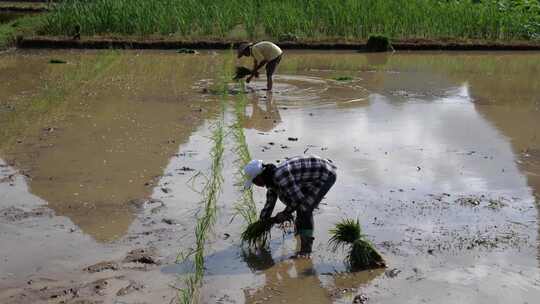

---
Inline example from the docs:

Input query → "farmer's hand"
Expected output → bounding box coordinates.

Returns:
[274,210,292,224]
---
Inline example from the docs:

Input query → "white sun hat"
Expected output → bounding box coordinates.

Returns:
[244,159,264,189]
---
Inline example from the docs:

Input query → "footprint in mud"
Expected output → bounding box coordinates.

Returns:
[116,280,144,296]
[83,261,119,273]
[123,247,161,266]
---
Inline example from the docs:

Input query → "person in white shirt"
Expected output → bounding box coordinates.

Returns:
[237,41,283,91]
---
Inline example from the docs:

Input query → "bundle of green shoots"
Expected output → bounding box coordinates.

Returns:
[241,215,293,248]
[329,219,386,271]
[233,66,259,81]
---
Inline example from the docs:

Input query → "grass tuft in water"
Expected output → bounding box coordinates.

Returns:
[333,75,354,82]
[329,219,386,271]
[49,59,67,64]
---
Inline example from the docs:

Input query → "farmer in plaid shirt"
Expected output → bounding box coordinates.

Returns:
[244,155,337,257]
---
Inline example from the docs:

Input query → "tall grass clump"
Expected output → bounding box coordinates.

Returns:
[44,0,540,41]
[329,219,386,271]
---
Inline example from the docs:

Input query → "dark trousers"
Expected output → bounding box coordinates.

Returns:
[295,174,337,233]
[266,55,282,79]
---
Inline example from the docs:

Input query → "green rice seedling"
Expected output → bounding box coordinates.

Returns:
[231,82,258,225]
[241,218,274,248]
[233,66,256,81]
[177,66,228,304]
[329,219,386,271]
[241,215,294,249]
[348,239,385,270]
[329,219,361,248]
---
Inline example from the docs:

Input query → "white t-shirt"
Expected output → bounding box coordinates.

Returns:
[251,41,283,62]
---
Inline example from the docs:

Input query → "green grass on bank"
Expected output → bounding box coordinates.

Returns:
[42,0,540,41]
[0,15,44,49]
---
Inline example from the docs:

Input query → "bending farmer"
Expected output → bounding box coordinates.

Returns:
[244,155,337,257]
[237,41,283,91]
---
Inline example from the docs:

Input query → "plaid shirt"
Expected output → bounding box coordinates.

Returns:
[260,155,337,219]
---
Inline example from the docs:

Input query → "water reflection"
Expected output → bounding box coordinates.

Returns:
[242,92,282,132]
[1,49,539,282]
[0,51,222,241]
[242,248,383,304]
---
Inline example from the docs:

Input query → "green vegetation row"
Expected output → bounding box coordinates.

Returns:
[178,116,225,304]
[0,15,43,49]
[177,62,230,304]
[231,83,258,226]
[43,0,540,41]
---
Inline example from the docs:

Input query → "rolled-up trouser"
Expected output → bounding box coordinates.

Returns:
[295,174,337,237]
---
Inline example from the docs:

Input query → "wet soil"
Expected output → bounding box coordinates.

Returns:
[1,50,540,303]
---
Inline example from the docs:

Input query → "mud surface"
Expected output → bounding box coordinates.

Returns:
[1,50,540,303]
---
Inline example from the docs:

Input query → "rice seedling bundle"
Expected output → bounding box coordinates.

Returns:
[233,66,255,81]
[329,219,386,271]
[241,215,293,249]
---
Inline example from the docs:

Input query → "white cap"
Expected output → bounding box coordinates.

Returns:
[244,159,264,189]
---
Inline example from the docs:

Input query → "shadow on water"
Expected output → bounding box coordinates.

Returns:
[242,92,282,132]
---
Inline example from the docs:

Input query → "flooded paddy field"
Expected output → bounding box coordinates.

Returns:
[1,50,540,303]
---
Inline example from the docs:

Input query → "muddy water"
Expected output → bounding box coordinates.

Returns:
[1,50,540,303]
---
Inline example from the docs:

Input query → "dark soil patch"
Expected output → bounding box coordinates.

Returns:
[17,36,540,51]
[123,247,160,265]
[83,261,119,273]
[0,6,47,13]
[0,206,53,222]
[366,35,393,52]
